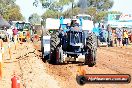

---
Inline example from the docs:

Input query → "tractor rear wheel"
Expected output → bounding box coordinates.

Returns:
[56,46,64,64]
[48,31,62,64]
[85,33,97,67]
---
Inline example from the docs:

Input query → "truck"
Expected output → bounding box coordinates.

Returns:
[15,21,33,42]
[42,14,97,67]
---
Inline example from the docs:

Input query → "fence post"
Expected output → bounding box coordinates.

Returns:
[0,51,3,79]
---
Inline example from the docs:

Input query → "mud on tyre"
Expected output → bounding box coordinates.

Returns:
[85,32,97,67]
[48,31,62,64]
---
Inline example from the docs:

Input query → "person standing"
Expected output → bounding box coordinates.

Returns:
[26,31,30,42]
[123,29,129,46]
[100,25,106,42]
[7,26,13,42]
[12,27,18,43]
[116,29,122,46]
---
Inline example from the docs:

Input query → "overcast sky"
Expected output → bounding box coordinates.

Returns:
[15,0,132,21]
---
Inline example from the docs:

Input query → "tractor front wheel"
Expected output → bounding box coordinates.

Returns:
[85,33,97,67]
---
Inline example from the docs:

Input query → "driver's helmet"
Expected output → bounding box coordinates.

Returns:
[71,16,77,21]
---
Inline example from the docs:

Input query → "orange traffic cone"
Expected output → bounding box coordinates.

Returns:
[77,66,86,76]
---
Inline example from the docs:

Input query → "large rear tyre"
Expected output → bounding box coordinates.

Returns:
[56,46,64,64]
[85,50,96,67]
[85,33,97,67]
[49,31,62,64]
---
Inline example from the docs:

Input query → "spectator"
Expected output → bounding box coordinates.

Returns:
[26,31,30,42]
[99,25,106,42]
[7,26,13,42]
[123,29,129,46]
[12,27,18,43]
[116,29,122,46]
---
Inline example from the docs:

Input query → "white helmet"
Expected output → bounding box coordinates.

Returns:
[71,16,77,20]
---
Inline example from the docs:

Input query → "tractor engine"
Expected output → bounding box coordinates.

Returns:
[62,29,85,55]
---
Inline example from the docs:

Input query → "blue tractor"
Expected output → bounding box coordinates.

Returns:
[47,16,97,67]
[93,24,113,47]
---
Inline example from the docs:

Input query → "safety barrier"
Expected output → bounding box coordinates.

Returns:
[0,38,18,80]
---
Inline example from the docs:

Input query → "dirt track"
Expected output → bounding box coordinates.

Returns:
[0,42,60,88]
[45,46,132,88]
[0,41,132,88]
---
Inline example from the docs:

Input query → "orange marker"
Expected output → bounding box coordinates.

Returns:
[2,47,4,59]
[14,41,17,50]
[0,53,3,79]
[15,44,16,50]
[77,66,86,76]
[0,62,2,80]
[0,39,3,48]
[9,48,11,59]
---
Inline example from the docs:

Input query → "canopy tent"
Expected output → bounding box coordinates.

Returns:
[0,16,10,28]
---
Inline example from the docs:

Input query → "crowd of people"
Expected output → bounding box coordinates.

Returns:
[116,29,129,47]
[6,26,19,43]
[1,26,32,43]
[97,24,130,47]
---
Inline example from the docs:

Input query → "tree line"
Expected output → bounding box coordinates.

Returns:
[0,0,24,21]
[30,0,121,24]
[0,0,121,24]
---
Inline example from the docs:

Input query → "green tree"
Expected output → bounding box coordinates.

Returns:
[0,0,23,20]
[0,0,16,15]
[94,11,107,22]
[86,7,96,16]
[94,11,122,23]
[42,10,62,18]
[63,7,80,18]
[3,5,23,20]
[78,0,114,12]
[64,0,114,22]
[62,0,114,17]
[28,13,41,25]
[34,0,75,11]
[36,0,115,23]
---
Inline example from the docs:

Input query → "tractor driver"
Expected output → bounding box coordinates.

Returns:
[70,17,79,27]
